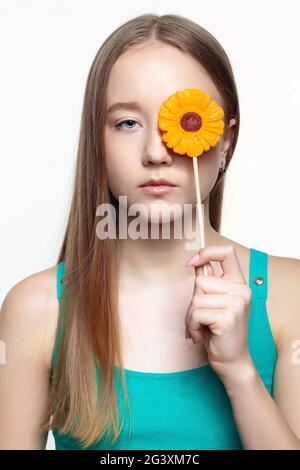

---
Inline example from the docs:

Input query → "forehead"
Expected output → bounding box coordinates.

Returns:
[106,43,224,111]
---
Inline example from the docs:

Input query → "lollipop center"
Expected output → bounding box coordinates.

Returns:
[180,112,202,131]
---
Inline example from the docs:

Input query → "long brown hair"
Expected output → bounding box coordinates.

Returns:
[40,13,240,448]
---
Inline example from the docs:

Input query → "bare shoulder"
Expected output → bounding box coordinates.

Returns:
[267,253,300,351]
[0,264,59,449]
[0,264,59,373]
[268,254,300,442]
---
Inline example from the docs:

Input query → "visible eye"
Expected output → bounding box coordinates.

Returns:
[114,119,140,131]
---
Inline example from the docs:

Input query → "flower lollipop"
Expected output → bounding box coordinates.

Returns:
[158,88,225,275]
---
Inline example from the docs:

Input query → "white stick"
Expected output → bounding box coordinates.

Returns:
[193,156,208,276]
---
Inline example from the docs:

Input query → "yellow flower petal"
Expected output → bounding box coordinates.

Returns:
[158,87,225,158]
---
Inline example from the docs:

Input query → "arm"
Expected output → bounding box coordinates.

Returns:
[0,268,56,450]
[223,257,300,450]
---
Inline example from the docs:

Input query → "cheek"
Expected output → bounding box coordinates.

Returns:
[105,159,127,197]
[105,146,138,199]
[104,129,139,178]
[155,150,218,205]
[199,155,220,199]
[183,148,220,201]
[104,132,127,196]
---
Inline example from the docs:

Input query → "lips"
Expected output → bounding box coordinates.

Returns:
[139,185,177,195]
[139,178,177,187]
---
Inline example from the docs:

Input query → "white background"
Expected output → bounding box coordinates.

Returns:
[0,0,299,450]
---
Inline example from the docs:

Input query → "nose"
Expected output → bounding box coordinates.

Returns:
[142,124,174,166]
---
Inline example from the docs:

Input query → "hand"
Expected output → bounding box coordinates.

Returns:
[185,244,253,379]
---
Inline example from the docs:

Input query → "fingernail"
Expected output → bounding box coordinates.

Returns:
[186,254,199,266]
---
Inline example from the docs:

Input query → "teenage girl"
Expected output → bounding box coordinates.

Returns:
[1,14,300,450]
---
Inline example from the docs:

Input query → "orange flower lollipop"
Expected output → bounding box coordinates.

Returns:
[158,88,225,275]
[158,87,225,157]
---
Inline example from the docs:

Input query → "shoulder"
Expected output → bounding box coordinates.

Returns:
[0,264,60,373]
[0,265,59,449]
[267,254,300,440]
[267,253,300,351]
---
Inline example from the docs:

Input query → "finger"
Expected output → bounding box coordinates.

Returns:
[188,244,245,283]
[190,324,210,346]
[199,262,215,277]
[187,308,221,335]
[190,293,237,309]
[192,261,215,297]
[190,326,204,343]
[194,274,248,295]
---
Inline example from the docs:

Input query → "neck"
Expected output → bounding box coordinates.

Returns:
[118,197,223,283]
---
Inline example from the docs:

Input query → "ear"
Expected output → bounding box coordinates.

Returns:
[222,117,237,155]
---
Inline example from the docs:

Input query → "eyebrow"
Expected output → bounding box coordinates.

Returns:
[105,101,143,115]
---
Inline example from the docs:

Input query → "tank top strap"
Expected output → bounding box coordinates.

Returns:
[249,248,268,299]
[51,260,66,380]
[248,248,277,380]
[56,260,65,300]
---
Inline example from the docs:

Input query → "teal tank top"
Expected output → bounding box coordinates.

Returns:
[51,247,277,450]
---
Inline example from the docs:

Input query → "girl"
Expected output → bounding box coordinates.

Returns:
[0,13,300,451]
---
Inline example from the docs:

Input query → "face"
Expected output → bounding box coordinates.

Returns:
[104,43,235,224]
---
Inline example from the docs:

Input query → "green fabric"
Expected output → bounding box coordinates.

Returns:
[51,248,276,450]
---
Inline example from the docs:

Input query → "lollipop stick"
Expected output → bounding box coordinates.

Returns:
[192,156,208,276]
